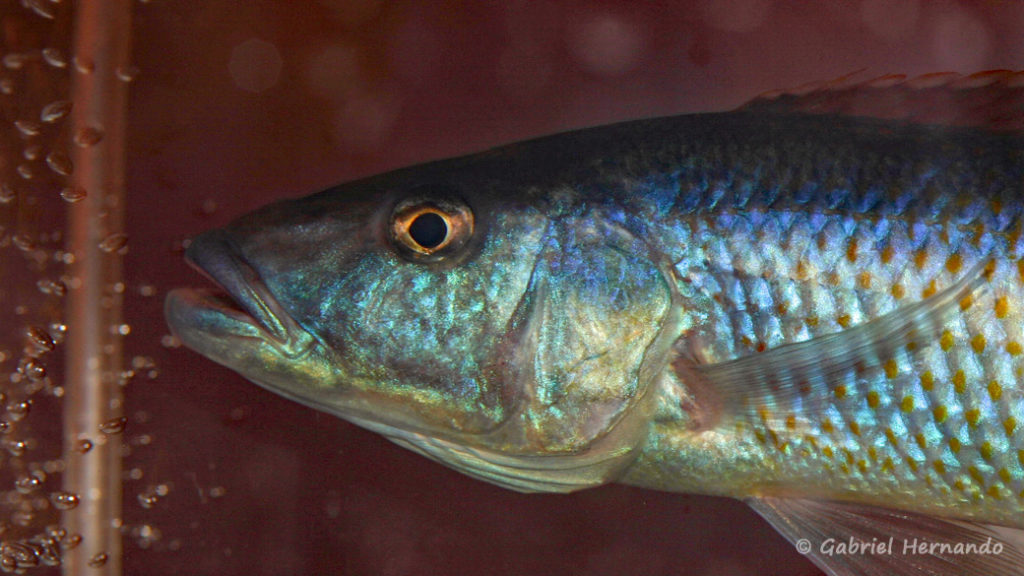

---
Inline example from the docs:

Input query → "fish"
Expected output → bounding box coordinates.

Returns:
[166,71,1024,576]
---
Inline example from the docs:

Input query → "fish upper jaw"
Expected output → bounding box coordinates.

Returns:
[165,229,315,360]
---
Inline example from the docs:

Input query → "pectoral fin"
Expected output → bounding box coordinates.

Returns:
[683,260,988,427]
[749,497,1024,576]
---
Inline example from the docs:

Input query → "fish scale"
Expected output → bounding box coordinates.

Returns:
[621,112,1024,530]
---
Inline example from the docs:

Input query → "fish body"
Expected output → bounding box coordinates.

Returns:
[167,76,1024,575]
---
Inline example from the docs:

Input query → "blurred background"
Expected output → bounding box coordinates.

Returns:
[2,1,1024,574]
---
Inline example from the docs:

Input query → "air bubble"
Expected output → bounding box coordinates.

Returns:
[16,164,34,179]
[86,552,107,568]
[60,186,87,203]
[41,48,67,68]
[73,125,104,147]
[49,491,79,510]
[0,78,13,94]
[0,184,15,203]
[136,490,158,509]
[27,326,55,352]
[4,53,27,70]
[37,279,67,297]
[15,475,41,494]
[138,284,156,297]
[72,56,94,74]
[160,334,181,348]
[14,120,42,136]
[45,151,73,176]
[23,144,43,160]
[98,417,126,435]
[7,401,31,421]
[12,234,35,251]
[75,438,93,453]
[98,232,128,253]
[115,64,139,82]
[19,358,47,381]
[40,100,72,123]
[6,440,27,457]
[23,0,56,19]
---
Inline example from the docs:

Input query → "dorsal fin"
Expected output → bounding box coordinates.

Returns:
[740,70,1024,130]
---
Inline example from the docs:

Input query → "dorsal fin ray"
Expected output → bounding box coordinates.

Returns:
[740,70,1024,130]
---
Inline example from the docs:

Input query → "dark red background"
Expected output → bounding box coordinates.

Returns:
[123,2,1024,575]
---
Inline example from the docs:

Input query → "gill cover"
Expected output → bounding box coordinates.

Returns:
[402,207,680,493]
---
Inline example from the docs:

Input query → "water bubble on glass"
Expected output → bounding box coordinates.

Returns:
[16,164,34,180]
[60,186,87,203]
[73,125,104,147]
[6,440,27,457]
[15,475,41,494]
[24,0,56,19]
[19,358,46,381]
[22,144,43,160]
[160,334,181,348]
[14,119,42,136]
[41,48,67,68]
[138,284,157,297]
[60,533,81,551]
[45,151,73,176]
[72,56,94,74]
[98,232,128,253]
[0,184,15,203]
[49,491,79,511]
[0,77,13,94]
[7,401,31,421]
[136,490,158,509]
[115,64,139,82]
[39,100,72,123]
[27,326,55,352]
[75,438,93,453]
[98,417,126,435]
[12,233,35,252]
[3,53,26,70]
[86,552,107,568]
[36,278,66,297]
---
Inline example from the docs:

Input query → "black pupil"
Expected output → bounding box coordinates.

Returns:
[409,212,448,249]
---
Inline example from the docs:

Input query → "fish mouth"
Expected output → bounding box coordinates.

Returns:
[165,229,313,359]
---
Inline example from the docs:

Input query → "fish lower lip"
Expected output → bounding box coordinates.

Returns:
[182,230,311,356]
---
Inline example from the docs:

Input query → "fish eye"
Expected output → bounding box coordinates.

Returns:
[389,195,474,261]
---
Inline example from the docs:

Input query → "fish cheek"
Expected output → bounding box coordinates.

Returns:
[487,217,676,458]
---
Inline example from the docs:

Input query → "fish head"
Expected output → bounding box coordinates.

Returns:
[166,154,679,493]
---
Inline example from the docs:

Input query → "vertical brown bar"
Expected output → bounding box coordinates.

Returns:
[63,1,132,574]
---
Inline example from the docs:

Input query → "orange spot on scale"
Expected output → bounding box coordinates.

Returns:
[834,385,848,399]
[922,280,937,298]
[1007,341,1023,356]
[884,359,898,379]
[954,370,967,394]
[946,253,963,274]
[1005,417,1018,436]
[837,315,852,328]
[940,330,954,351]
[881,245,893,264]
[987,486,1002,500]
[901,396,915,413]
[866,391,880,409]
[846,238,858,262]
[934,460,946,474]
[1018,259,1024,283]
[989,380,1003,401]
[980,442,994,461]
[971,334,987,353]
[933,405,948,423]
[914,249,928,269]
[805,316,819,327]
[966,409,981,427]
[950,437,961,454]
[999,468,1011,484]
[995,296,1009,318]
[920,371,935,390]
